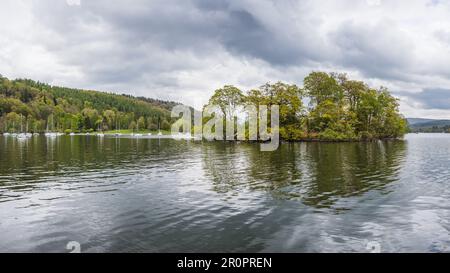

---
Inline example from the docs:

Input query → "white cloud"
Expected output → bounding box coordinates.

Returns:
[66,0,81,6]
[366,0,382,6]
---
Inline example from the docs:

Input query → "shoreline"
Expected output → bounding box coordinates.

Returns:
[0,133,422,142]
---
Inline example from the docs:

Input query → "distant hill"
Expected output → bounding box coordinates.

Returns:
[407,118,438,125]
[407,118,450,132]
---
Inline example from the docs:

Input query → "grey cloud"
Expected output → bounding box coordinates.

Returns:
[217,9,319,66]
[329,21,414,81]
[30,0,423,88]
[31,0,326,80]
[401,89,450,110]
[434,29,450,46]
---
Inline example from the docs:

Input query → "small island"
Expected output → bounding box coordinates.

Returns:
[203,71,407,141]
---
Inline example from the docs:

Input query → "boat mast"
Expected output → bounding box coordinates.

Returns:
[158,116,161,133]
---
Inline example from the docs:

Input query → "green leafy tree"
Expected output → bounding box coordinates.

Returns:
[81,108,99,130]
[103,110,116,130]
[208,85,245,120]
[251,82,305,140]
[304,71,343,106]
[137,116,146,131]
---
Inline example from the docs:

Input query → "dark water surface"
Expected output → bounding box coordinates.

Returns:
[0,134,449,252]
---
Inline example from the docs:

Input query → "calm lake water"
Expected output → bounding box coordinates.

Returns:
[0,134,449,252]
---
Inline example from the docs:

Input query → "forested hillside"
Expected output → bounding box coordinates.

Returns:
[407,118,450,133]
[0,75,175,133]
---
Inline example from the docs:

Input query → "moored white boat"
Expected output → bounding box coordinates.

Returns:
[172,132,193,140]
[16,133,31,139]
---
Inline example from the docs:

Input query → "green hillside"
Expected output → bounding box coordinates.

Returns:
[0,75,176,133]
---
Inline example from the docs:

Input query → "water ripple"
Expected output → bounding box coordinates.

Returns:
[0,135,450,252]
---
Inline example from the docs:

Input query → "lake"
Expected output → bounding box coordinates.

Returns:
[0,133,449,252]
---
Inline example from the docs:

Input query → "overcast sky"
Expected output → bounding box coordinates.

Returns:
[1,0,450,118]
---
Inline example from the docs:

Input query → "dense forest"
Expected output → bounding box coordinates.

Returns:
[0,75,176,133]
[205,71,408,141]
